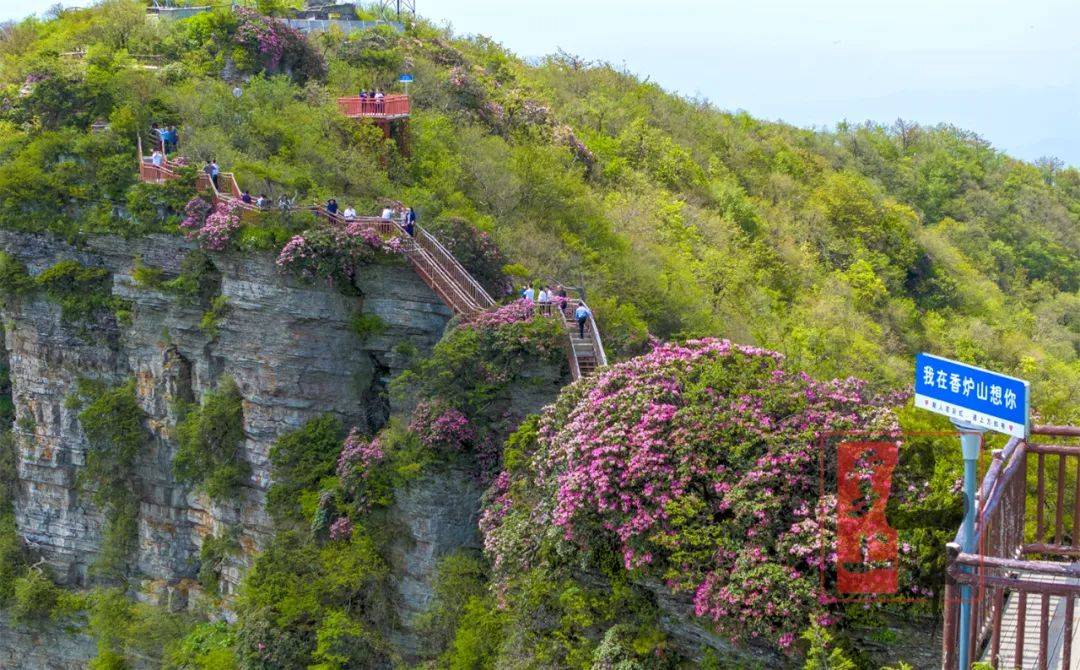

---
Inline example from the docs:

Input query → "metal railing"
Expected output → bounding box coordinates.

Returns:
[943,425,1080,670]
[336,95,410,118]
[413,227,494,310]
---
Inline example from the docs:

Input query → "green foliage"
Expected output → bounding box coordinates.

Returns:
[415,551,489,656]
[0,252,34,307]
[36,260,128,324]
[266,414,344,526]
[349,313,387,341]
[234,528,391,669]
[73,378,148,579]
[10,568,62,625]
[199,295,229,337]
[162,249,223,307]
[82,587,196,669]
[802,621,858,670]
[131,256,165,288]
[173,377,247,501]
[198,531,240,597]
[390,304,567,459]
[164,621,238,670]
[445,595,505,670]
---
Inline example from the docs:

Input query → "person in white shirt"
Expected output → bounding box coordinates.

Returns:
[342,205,357,220]
[381,207,393,220]
[574,303,591,338]
[151,150,163,167]
[523,285,535,302]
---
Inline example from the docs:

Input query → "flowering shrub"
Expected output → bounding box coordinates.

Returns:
[275,222,403,282]
[328,516,353,541]
[482,338,898,647]
[232,8,325,82]
[409,402,474,453]
[180,198,241,251]
[336,428,387,513]
[337,428,385,480]
[459,298,535,330]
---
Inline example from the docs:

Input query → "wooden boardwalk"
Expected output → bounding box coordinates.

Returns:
[980,571,1080,670]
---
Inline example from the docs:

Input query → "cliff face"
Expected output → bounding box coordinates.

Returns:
[0,230,452,598]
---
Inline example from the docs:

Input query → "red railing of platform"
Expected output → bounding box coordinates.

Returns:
[336,94,410,118]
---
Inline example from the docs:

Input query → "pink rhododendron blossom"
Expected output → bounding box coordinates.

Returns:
[481,338,905,646]
[328,516,353,541]
[181,199,240,251]
[410,402,473,452]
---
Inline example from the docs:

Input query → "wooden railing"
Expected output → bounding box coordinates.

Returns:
[413,227,494,311]
[336,95,410,118]
[943,425,1080,670]
[137,140,495,315]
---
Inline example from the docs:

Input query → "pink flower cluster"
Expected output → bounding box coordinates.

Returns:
[328,516,353,541]
[482,338,893,646]
[276,235,310,267]
[275,222,403,279]
[233,8,306,70]
[460,299,536,330]
[336,428,384,480]
[409,401,474,452]
[180,198,240,251]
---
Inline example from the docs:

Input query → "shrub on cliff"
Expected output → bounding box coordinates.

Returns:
[389,299,567,476]
[482,338,897,648]
[36,260,128,324]
[73,378,149,579]
[0,252,34,308]
[275,220,404,285]
[174,377,250,501]
[266,414,345,526]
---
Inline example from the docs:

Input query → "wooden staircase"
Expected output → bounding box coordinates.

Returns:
[136,135,605,379]
[550,299,607,381]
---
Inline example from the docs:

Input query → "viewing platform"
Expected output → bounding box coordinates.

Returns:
[336,95,410,120]
[942,425,1080,669]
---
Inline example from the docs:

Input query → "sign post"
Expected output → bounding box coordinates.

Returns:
[398,73,413,96]
[913,353,1029,669]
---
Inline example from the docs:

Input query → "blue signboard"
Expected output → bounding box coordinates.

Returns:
[914,353,1029,438]
[398,74,414,83]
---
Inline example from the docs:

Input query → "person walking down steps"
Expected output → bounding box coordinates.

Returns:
[574,302,591,339]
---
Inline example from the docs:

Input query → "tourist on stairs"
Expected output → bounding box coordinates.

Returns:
[342,204,357,221]
[575,302,591,339]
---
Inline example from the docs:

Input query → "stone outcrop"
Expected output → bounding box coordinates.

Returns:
[0,230,452,599]
[0,612,98,670]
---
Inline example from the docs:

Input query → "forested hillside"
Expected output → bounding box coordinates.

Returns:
[0,2,1076,668]
[0,1,1075,419]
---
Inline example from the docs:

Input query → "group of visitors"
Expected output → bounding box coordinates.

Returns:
[239,191,272,208]
[521,284,591,336]
[380,203,417,236]
[150,123,178,153]
[358,88,387,112]
[311,200,417,236]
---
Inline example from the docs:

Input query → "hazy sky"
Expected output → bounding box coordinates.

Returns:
[4,0,1080,164]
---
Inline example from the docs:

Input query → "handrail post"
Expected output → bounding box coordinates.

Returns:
[954,425,985,670]
[943,542,961,669]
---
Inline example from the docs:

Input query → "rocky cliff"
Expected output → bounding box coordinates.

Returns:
[0,231,454,657]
